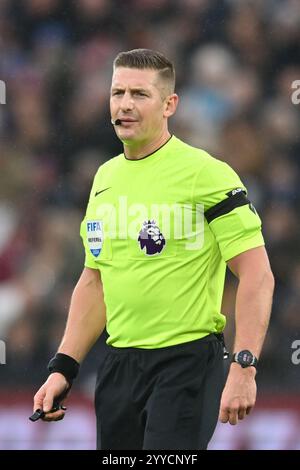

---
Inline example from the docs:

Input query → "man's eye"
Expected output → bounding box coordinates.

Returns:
[135,92,147,96]
[112,91,123,95]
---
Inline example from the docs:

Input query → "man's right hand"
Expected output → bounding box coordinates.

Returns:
[33,372,70,421]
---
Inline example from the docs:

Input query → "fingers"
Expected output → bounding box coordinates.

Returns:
[33,389,46,414]
[238,408,247,420]
[42,409,66,422]
[33,384,55,414]
[237,400,248,421]
[219,407,239,425]
[219,407,229,423]
[219,401,249,425]
[43,389,55,414]
[33,382,68,422]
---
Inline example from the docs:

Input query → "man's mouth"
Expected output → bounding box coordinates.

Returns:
[119,118,137,123]
[118,119,138,128]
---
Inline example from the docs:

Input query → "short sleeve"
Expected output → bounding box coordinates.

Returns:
[80,217,99,269]
[194,158,265,261]
[80,167,102,270]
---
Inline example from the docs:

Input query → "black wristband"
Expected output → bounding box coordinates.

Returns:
[48,353,80,384]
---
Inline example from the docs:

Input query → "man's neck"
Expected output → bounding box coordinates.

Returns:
[124,131,171,160]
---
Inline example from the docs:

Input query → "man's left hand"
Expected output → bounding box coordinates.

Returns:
[219,363,257,425]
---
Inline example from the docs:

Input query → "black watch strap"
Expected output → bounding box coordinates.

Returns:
[231,350,258,368]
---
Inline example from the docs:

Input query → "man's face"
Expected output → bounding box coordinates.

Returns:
[110,67,173,146]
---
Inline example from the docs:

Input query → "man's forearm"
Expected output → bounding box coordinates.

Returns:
[58,268,106,363]
[233,270,274,357]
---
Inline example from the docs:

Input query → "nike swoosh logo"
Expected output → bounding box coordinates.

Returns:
[94,187,111,197]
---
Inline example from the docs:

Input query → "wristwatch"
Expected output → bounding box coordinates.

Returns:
[231,350,258,369]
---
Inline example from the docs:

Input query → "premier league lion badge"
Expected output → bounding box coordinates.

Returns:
[138,220,166,255]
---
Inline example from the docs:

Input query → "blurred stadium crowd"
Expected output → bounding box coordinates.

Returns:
[0,0,300,395]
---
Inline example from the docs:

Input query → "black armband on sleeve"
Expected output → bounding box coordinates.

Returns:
[48,353,80,384]
[205,190,250,224]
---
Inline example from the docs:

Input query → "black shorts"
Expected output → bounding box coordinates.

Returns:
[95,334,224,450]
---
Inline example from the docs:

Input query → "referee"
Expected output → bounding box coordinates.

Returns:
[33,49,274,450]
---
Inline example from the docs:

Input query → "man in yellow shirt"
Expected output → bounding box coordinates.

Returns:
[33,49,274,449]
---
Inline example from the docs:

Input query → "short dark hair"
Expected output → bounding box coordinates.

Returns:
[113,48,175,95]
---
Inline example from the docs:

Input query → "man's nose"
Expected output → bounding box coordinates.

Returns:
[120,92,134,111]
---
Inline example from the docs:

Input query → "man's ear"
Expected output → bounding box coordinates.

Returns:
[163,94,179,118]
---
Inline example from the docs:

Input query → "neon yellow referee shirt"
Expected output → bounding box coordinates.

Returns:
[80,136,264,348]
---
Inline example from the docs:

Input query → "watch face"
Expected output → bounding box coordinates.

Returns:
[237,350,254,366]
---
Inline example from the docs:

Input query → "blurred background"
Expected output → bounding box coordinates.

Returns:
[0,0,300,450]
